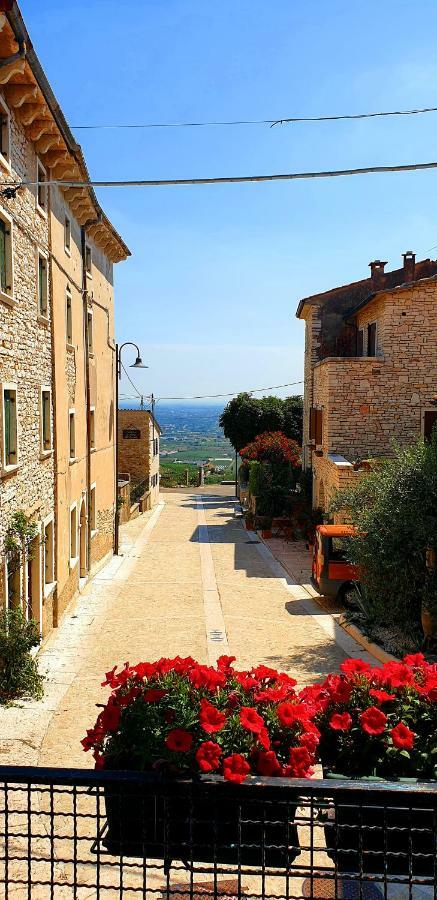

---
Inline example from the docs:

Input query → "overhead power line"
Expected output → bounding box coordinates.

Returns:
[71,105,437,131]
[118,380,304,402]
[5,160,437,195]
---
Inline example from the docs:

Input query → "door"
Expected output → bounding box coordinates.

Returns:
[79,499,87,578]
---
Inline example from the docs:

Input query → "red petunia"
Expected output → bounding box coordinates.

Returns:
[403,653,426,668]
[257,750,282,776]
[286,746,313,778]
[239,706,265,734]
[340,658,372,677]
[235,672,259,691]
[188,665,226,691]
[223,753,251,784]
[369,689,396,705]
[391,723,415,750]
[258,726,271,750]
[359,706,387,735]
[324,674,352,704]
[199,699,227,733]
[277,702,310,728]
[165,729,193,752]
[252,665,279,681]
[100,700,121,732]
[195,741,222,773]
[330,712,352,732]
[380,662,415,689]
[144,689,167,702]
[217,655,236,672]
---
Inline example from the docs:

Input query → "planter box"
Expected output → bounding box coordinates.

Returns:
[323,775,435,878]
[102,773,300,867]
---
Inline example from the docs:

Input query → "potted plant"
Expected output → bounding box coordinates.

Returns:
[82,656,319,866]
[260,516,273,539]
[244,511,255,531]
[308,654,437,878]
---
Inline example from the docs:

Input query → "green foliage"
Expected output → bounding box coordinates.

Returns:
[160,463,199,487]
[0,608,43,704]
[4,512,38,571]
[220,393,303,452]
[329,439,437,642]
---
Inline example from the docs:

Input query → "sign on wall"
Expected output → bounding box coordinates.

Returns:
[123,428,141,440]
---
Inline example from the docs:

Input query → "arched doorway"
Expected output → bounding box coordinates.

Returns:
[79,498,87,579]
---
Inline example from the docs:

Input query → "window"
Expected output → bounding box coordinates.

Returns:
[2,384,18,469]
[69,409,76,460]
[367,322,377,357]
[0,96,10,169]
[87,310,93,353]
[37,252,48,317]
[424,411,437,443]
[36,159,47,214]
[90,484,97,534]
[64,217,71,254]
[5,557,20,609]
[309,407,323,446]
[43,517,54,589]
[70,504,78,563]
[0,208,13,299]
[41,388,52,452]
[85,245,92,276]
[357,328,364,357]
[66,287,72,344]
[153,437,159,456]
[89,407,95,450]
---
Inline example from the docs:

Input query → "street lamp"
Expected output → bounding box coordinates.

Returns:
[115,342,148,555]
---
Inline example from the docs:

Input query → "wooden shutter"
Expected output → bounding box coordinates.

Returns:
[309,408,316,441]
[0,219,6,292]
[315,409,323,446]
[357,328,364,357]
[4,389,16,463]
[424,411,437,443]
[367,322,377,357]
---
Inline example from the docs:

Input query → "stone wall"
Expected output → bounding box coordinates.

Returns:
[0,99,54,633]
[118,410,160,506]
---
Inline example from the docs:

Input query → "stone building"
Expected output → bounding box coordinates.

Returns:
[296,253,437,515]
[118,409,161,510]
[0,4,130,635]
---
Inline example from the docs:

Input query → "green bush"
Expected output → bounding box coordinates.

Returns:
[330,438,437,645]
[0,608,43,703]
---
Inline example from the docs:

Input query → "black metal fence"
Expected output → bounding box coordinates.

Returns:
[0,766,435,898]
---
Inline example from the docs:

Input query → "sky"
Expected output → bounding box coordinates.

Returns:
[20,0,437,403]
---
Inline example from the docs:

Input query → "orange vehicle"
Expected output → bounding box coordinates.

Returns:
[312,524,360,606]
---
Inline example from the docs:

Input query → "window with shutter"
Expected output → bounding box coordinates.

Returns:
[0,218,7,292]
[66,289,72,344]
[38,255,48,316]
[309,408,316,441]
[357,329,364,357]
[315,409,323,446]
[424,411,437,443]
[3,387,17,466]
[41,390,51,450]
[367,322,377,357]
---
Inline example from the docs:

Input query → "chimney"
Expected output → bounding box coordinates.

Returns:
[402,251,416,283]
[369,260,387,290]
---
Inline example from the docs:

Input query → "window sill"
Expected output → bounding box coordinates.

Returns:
[69,556,79,571]
[36,203,48,220]
[37,314,50,327]
[1,463,19,478]
[44,580,57,600]
[90,446,97,453]
[64,246,71,258]
[0,153,11,175]
[86,271,93,280]
[40,448,54,460]
[69,456,77,466]
[91,529,98,539]
[66,342,75,353]
[0,291,16,308]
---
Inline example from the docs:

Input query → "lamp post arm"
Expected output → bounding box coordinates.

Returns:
[117,342,141,379]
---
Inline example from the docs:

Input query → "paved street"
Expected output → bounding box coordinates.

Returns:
[0,488,371,770]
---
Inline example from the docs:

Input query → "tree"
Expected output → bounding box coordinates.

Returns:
[330,438,437,647]
[220,393,303,452]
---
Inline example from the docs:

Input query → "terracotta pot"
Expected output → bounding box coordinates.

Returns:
[421,605,437,641]
[245,521,255,531]
[261,529,272,539]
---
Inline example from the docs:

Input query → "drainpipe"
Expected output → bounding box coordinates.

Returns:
[47,178,58,627]
[81,224,93,577]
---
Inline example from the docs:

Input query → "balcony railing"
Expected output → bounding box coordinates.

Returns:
[0,766,435,898]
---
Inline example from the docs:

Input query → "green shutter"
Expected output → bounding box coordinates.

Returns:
[4,389,16,464]
[38,257,44,313]
[0,219,6,292]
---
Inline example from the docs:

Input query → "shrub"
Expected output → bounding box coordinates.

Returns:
[240,432,301,467]
[0,608,43,703]
[82,656,319,781]
[329,439,437,642]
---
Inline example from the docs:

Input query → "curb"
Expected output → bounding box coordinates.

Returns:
[338,615,399,663]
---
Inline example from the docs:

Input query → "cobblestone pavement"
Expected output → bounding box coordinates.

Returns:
[0,488,371,770]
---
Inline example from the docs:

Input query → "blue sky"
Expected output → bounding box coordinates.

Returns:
[21,0,437,402]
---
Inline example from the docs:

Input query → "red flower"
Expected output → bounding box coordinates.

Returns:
[277,702,310,728]
[329,712,352,732]
[369,689,396,704]
[100,700,121,732]
[300,725,320,758]
[324,674,352,704]
[340,659,372,677]
[258,727,271,750]
[195,741,222,773]
[286,746,313,778]
[252,665,279,681]
[403,653,426,668]
[144,689,167,702]
[380,662,415,689]
[165,729,193,752]
[359,706,387,735]
[257,750,282,776]
[235,672,259,691]
[199,699,226,733]
[391,723,415,750]
[188,665,226,691]
[223,753,251,783]
[217,655,236,672]
[239,706,265,734]
[254,684,290,703]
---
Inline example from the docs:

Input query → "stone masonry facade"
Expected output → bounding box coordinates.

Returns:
[297,255,437,516]
[118,409,161,509]
[0,7,130,638]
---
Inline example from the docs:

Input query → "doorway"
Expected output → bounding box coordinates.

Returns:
[26,533,41,626]
[79,498,88,579]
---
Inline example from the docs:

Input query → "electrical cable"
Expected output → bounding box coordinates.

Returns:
[118,380,304,402]
[71,105,437,131]
[4,160,437,194]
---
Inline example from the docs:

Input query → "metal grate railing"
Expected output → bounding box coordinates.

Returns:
[0,766,435,899]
